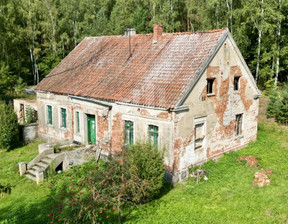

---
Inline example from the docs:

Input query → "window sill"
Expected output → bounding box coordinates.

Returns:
[207,93,215,97]
[195,146,203,150]
[195,136,205,141]
[234,135,244,141]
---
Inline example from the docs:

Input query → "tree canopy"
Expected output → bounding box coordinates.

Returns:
[0,0,287,91]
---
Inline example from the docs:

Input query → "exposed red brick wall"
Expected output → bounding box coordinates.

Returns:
[97,112,110,151]
[157,111,169,119]
[140,109,151,116]
[111,113,125,153]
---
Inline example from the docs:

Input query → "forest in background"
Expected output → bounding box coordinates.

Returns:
[0,0,287,95]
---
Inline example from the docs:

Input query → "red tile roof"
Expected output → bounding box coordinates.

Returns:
[36,28,228,109]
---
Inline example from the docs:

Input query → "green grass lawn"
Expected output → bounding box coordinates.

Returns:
[0,122,288,224]
[0,141,53,224]
[125,122,288,224]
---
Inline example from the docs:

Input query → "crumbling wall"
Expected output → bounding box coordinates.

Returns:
[173,37,260,181]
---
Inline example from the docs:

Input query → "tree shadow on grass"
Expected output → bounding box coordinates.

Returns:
[0,196,56,224]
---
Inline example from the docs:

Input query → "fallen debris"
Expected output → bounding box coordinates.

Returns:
[190,169,208,184]
[253,169,273,187]
[237,155,258,167]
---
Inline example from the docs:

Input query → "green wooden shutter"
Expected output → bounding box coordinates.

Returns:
[76,111,80,132]
[61,108,66,128]
[125,121,134,145]
[47,105,52,125]
[148,125,158,147]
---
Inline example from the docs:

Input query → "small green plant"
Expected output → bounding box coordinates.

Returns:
[0,102,19,151]
[49,160,56,176]
[0,183,13,198]
[53,145,61,153]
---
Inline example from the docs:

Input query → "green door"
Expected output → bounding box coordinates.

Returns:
[87,115,96,145]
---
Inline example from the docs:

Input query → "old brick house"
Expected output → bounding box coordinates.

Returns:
[34,24,261,183]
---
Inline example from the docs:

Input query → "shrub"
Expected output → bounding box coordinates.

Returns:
[128,142,166,201]
[267,85,288,124]
[0,102,19,151]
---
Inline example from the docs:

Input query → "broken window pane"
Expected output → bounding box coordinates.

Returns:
[194,122,205,149]
[207,79,215,94]
[234,76,240,90]
[235,114,243,136]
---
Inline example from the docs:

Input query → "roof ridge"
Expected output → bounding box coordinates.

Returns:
[84,28,228,39]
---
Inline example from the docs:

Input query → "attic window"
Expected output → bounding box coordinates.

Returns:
[207,78,215,95]
[234,76,240,91]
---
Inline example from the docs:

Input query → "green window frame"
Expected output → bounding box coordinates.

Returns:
[148,125,158,147]
[76,111,80,133]
[125,121,134,145]
[47,105,53,125]
[61,108,67,128]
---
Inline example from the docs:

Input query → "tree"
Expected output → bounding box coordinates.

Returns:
[0,102,19,151]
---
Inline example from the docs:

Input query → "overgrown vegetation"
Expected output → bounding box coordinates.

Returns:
[266,85,288,124]
[49,143,165,223]
[0,102,20,151]
[128,142,166,201]
[24,105,37,124]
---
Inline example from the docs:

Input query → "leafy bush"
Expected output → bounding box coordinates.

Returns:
[49,143,165,223]
[0,102,19,151]
[128,142,166,201]
[266,85,288,124]
[49,159,147,223]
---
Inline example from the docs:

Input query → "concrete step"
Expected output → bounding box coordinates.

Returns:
[25,173,36,182]
[41,157,52,165]
[35,161,49,169]
[31,164,44,171]
[27,169,37,176]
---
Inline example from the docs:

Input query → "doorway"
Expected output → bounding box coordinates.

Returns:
[87,114,96,145]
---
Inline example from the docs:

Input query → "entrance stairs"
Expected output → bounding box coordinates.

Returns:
[19,142,101,183]
[24,155,54,181]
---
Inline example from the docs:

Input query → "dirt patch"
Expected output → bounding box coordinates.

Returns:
[253,169,273,187]
[237,155,258,167]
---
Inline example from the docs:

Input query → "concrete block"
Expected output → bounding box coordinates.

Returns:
[36,171,44,184]
[18,162,27,176]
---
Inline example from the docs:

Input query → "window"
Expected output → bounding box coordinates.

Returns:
[76,111,80,133]
[234,76,240,90]
[194,122,205,149]
[47,105,53,125]
[235,114,243,136]
[207,78,215,94]
[148,125,158,147]
[60,108,67,128]
[125,121,134,145]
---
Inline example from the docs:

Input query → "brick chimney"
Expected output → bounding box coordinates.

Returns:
[153,24,163,43]
[124,28,136,36]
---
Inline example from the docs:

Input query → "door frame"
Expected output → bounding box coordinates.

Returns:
[86,114,96,145]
